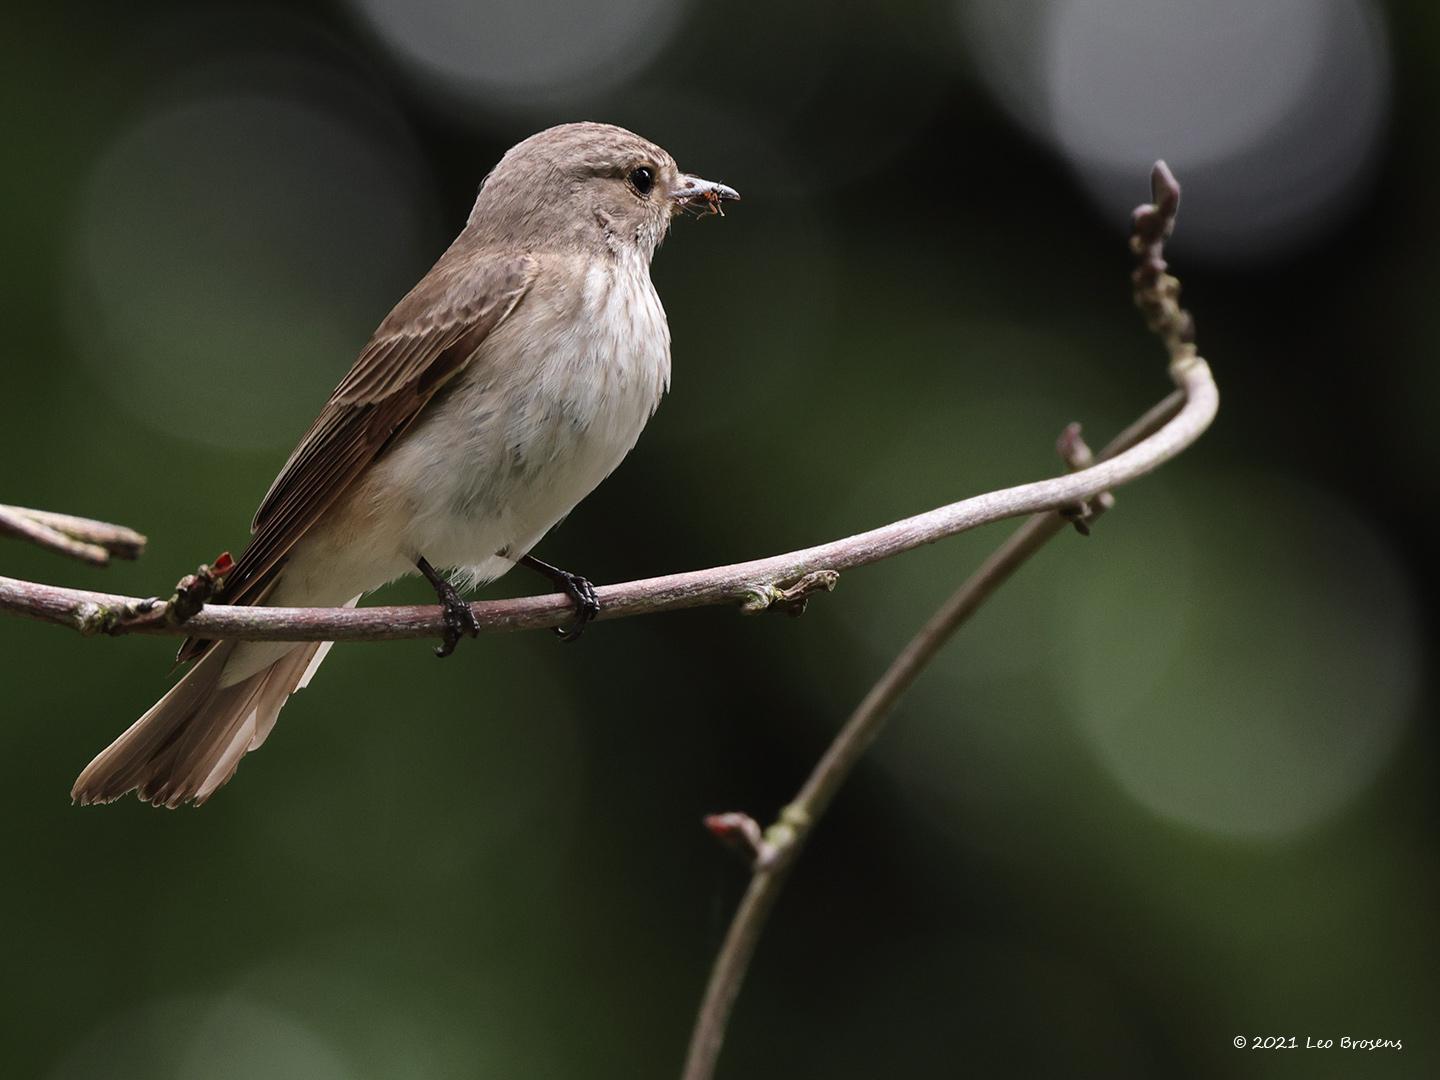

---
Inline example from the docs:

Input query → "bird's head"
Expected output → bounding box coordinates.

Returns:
[469,122,739,259]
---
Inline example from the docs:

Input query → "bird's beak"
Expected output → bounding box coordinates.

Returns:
[672,174,741,216]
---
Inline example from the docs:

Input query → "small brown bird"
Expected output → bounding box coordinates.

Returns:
[73,122,738,808]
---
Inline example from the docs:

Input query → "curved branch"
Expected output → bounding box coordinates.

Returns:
[0,358,1213,642]
[679,406,1177,1078]
[680,160,1208,1080]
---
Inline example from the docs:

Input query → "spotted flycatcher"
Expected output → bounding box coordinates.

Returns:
[73,122,739,807]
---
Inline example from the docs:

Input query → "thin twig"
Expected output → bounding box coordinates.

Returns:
[680,161,1206,1080]
[0,505,146,566]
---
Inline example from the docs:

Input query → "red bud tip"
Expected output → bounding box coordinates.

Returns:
[705,812,747,837]
[704,812,764,859]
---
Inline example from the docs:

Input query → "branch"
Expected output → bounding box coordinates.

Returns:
[680,161,1207,1079]
[0,370,1213,643]
[0,505,146,566]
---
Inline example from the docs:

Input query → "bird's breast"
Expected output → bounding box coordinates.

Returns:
[389,254,671,571]
[518,254,670,476]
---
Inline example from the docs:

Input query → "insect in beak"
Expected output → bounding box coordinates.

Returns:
[672,175,741,217]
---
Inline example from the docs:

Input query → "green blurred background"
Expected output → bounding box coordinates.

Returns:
[3,1,1437,1076]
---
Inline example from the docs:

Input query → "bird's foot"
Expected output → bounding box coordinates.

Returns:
[435,592,481,658]
[518,554,601,642]
[551,571,599,642]
[417,556,479,658]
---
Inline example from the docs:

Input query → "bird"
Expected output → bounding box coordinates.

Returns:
[72,122,739,808]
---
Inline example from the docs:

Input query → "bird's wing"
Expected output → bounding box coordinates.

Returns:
[176,250,537,664]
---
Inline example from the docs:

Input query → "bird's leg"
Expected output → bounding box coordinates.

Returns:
[416,556,480,658]
[518,554,600,642]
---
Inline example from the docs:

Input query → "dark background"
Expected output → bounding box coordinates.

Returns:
[2,1,1436,1077]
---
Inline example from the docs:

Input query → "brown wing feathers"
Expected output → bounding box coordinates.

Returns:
[174,253,536,664]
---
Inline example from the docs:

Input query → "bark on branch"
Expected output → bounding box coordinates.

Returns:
[0,356,1210,642]
[0,504,146,566]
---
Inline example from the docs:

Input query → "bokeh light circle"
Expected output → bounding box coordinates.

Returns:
[1060,472,1419,839]
[346,0,690,110]
[49,996,355,1080]
[67,84,438,451]
[1045,0,1327,170]
[958,0,1392,260]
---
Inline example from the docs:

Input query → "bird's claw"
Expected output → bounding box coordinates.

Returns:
[435,593,481,658]
[552,573,600,642]
[515,554,601,642]
[416,555,479,658]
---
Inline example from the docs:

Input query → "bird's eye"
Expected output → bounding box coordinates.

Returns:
[628,166,655,196]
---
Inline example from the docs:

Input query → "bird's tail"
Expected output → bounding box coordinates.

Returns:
[72,633,339,809]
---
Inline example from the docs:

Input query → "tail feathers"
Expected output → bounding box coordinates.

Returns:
[73,638,332,809]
